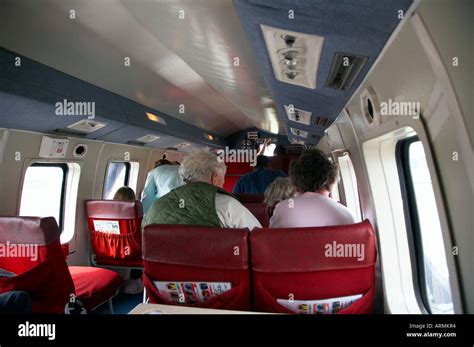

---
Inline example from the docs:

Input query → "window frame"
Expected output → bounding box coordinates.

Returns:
[103,161,132,199]
[396,135,438,314]
[20,162,68,231]
[332,150,362,221]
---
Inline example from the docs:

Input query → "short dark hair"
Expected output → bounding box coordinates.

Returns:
[256,155,270,169]
[154,158,172,168]
[290,149,338,193]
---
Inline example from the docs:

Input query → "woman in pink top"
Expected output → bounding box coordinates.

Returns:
[270,149,355,228]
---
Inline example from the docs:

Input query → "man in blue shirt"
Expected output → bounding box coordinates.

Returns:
[233,155,286,194]
[140,159,183,214]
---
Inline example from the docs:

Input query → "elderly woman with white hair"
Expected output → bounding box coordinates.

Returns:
[142,149,261,230]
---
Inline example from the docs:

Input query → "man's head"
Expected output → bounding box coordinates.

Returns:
[255,155,270,170]
[154,158,172,168]
[290,149,338,194]
[179,149,227,188]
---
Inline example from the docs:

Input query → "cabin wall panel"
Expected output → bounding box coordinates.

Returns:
[0,128,183,268]
[326,3,472,313]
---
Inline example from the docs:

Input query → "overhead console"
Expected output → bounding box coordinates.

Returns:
[0,48,226,151]
[234,0,413,145]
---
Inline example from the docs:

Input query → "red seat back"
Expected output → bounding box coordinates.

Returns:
[142,224,251,311]
[223,162,253,193]
[85,200,143,267]
[250,220,377,314]
[243,203,269,227]
[223,175,240,193]
[234,193,265,204]
[0,217,75,313]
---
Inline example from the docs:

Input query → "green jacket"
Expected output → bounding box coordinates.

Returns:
[142,182,233,227]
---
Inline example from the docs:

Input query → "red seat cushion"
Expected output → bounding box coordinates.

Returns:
[69,266,123,311]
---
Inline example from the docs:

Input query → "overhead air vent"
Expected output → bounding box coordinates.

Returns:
[289,138,305,145]
[314,116,332,128]
[67,119,106,133]
[127,140,146,146]
[284,105,312,125]
[325,52,368,91]
[290,128,308,138]
[261,25,324,89]
[175,142,191,149]
[136,134,160,143]
[52,128,88,138]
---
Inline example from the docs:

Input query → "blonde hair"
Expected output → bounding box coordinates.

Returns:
[264,177,297,207]
[179,149,226,183]
[113,187,136,201]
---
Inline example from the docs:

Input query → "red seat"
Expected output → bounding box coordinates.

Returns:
[223,175,240,193]
[234,193,265,204]
[69,266,123,312]
[243,203,269,227]
[142,224,251,311]
[0,217,123,313]
[225,162,253,175]
[250,220,377,314]
[85,200,143,267]
[223,162,253,193]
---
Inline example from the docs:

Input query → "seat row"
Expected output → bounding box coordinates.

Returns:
[84,198,269,269]
[0,217,123,313]
[142,221,377,314]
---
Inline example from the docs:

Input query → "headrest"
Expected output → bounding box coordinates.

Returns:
[0,216,60,245]
[143,224,249,270]
[250,220,376,272]
[85,200,143,219]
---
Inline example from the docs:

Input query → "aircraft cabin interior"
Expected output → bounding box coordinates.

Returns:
[0,0,472,342]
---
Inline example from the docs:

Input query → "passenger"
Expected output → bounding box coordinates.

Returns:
[0,268,32,313]
[232,155,286,194]
[140,156,183,214]
[270,149,355,228]
[142,149,261,230]
[264,177,297,212]
[113,186,136,201]
[0,291,32,314]
[112,187,142,295]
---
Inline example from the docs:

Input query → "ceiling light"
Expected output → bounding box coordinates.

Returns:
[146,112,167,126]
